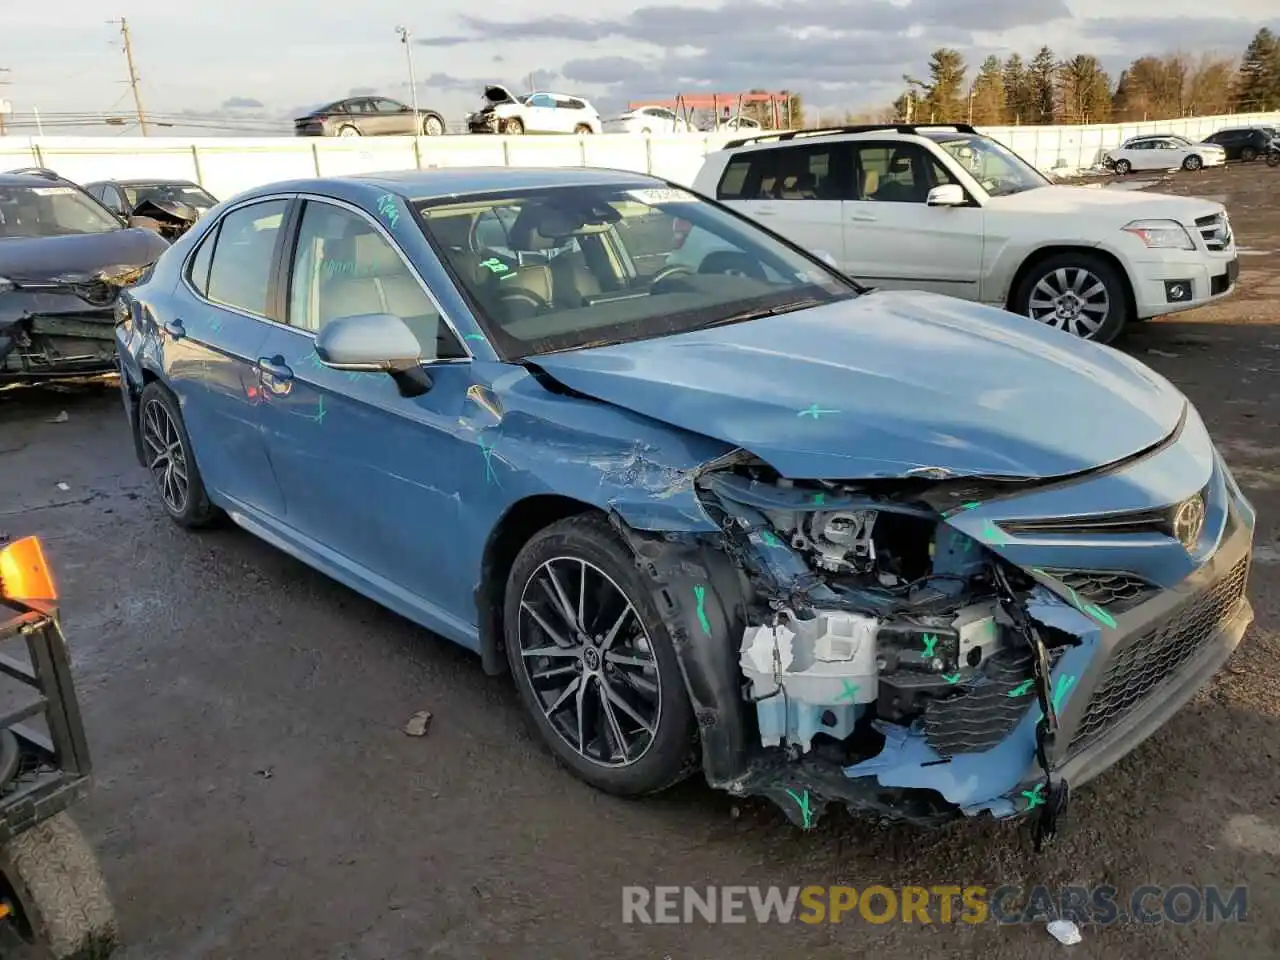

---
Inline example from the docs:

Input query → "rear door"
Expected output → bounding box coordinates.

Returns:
[713,142,851,269]
[841,140,984,300]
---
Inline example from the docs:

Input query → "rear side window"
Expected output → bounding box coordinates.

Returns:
[716,145,847,201]
[205,199,288,316]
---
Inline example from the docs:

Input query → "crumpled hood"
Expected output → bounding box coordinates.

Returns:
[0,228,168,281]
[483,84,517,105]
[531,290,1187,480]
[986,184,1222,223]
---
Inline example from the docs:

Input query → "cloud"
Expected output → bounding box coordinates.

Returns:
[415,34,474,47]
[347,86,378,96]
[220,96,264,109]
[1079,16,1279,56]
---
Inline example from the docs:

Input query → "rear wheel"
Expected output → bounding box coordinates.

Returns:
[1013,252,1129,344]
[1241,146,1258,162]
[1182,154,1203,171]
[503,514,698,797]
[338,125,360,138]
[139,381,220,528]
[1267,149,1280,168]
[0,813,118,959]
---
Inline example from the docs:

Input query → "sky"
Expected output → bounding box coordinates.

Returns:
[1,1,1276,136]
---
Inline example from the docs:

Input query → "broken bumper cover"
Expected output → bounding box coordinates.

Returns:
[728,488,1254,832]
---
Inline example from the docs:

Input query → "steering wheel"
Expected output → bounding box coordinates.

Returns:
[498,289,550,320]
[698,251,768,281]
[649,264,695,292]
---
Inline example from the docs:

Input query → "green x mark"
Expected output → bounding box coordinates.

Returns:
[1022,782,1046,810]
[942,673,962,684]
[797,404,839,419]
[1007,679,1034,698]
[784,788,814,829]
[836,679,859,702]
[921,633,939,657]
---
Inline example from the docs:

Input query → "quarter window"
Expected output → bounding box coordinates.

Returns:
[716,144,850,201]
[285,201,464,360]
[205,200,287,316]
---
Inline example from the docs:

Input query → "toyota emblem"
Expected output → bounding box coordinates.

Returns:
[1172,494,1205,551]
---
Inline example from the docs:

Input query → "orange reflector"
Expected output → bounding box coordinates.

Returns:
[0,900,11,919]
[0,536,58,605]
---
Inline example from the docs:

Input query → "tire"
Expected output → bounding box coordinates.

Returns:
[574,124,593,135]
[501,118,524,135]
[138,382,220,528]
[1113,159,1131,175]
[1182,154,1202,171]
[1241,146,1258,162]
[503,513,698,797]
[1012,252,1130,344]
[422,114,445,136]
[1267,150,1280,168]
[0,813,118,959]
[337,125,360,138]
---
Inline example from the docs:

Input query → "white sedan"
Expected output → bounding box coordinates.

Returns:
[1104,134,1227,173]
[602,105,695,135]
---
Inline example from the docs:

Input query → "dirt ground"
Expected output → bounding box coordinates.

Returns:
[1,161,1279,959]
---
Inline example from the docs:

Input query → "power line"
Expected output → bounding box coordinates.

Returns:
[107,17,148,135]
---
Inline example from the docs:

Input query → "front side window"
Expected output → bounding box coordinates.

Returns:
[0,184,122,238]
[852,143,956,203]
[417,183,858,360]
[205,200,287,316]
[932,135,1049,197]
[286,201,463,360]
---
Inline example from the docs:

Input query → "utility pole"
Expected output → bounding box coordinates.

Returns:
[109,18,148,135]
[395,25,421,168]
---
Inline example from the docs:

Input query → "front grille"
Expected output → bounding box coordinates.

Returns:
[1068,554,1251,754]
[1040,569,1157,613]
[1194,213,1232,251]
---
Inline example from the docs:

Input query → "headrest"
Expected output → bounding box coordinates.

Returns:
[351,231,403,275]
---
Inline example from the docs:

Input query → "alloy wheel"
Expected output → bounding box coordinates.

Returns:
[424,115,444,136]
[142,398,190,514]
[515,557,661,767]
[1026,265,1111,338]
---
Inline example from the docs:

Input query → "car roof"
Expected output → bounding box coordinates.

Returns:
[237,166,664,203]
[0,172,79,188]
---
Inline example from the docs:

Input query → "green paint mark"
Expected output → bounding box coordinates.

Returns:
[942,672,962,684]
[1051,674,1077,714]
[376,193,401,227]
[1022,782,1046,810]
[479,436,500,485]
[693,585,711,635]
[759,530,783,548]
[797,404,840,419]
[464,333,487,342]
[836,679,859,702]
[810,492,826,506]
[980,519,1008,545]
[479,257,510,274]
[921,634,939,658]
[1034,569,1117,629]
[784,788,814,829]
[1007,679,1034,698]
[208,316,224,334]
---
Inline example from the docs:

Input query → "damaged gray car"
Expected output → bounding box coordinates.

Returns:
[1,171,169,380]
[115,170,1256,848]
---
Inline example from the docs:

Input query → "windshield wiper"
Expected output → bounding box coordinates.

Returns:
[703,297,830,328]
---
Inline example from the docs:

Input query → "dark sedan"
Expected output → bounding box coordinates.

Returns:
[293,96,447,138]
[1,172,170,381]
[1201,126,1279,162]
[83,179,218,219]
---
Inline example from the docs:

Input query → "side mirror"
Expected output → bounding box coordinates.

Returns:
[926,184,966,207]
[811,249,838,269]
[315,313,433,396]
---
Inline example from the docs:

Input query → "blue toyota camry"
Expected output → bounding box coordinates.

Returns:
[114,167,1255,841]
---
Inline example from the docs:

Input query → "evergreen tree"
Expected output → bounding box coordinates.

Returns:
[1028,46,1058,123]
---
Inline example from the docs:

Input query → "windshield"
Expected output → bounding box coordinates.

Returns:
[125,183,216,210]
[0,184,121,239]
[416,183,858,360]
[934,135,1049,197]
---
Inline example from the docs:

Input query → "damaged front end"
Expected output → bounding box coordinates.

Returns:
[0,265,149,380]
[613,441,1254,848]
[129,199,200,242]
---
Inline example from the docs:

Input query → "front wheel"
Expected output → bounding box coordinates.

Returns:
[501,117,524,135]
[0,813,118,959]
[422,114,445,136]
[1113,159,1131,175]
[139,381,220,528]
[1183,154,1203,171]
[574,124,593,135]
[504,514,698,797]
[1012,252,1130,344]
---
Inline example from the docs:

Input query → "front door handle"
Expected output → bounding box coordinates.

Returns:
[754,209,777,216]
[257,356,294,382]
[850,214,878,222]
[163,319,185,340]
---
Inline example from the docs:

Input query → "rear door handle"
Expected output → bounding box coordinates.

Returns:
[257,356,294,382]
[850,214,878,222]
[754,209,777,216]
[163,319,185,340]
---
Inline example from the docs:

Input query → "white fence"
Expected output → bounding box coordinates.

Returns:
[1,112,1277,200]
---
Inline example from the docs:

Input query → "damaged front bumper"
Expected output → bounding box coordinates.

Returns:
[614,409,1256,844]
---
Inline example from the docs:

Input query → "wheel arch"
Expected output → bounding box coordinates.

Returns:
[475,494,600,676]
[1004,244,1136,323]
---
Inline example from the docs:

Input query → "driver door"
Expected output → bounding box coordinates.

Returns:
[841,140,984,299]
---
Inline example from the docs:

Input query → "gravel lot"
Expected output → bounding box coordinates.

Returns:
[1,161,1278,959]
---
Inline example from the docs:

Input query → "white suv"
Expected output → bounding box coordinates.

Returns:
[688,123,1239,343]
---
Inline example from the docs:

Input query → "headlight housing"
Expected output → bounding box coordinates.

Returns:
[0,276,12,294]
[1122,219,1196,251]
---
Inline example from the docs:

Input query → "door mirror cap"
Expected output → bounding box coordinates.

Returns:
[927,184,966,207]
[315,313,422,371]
[811,249,838,268]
